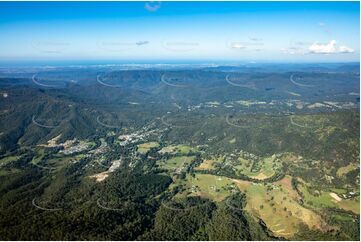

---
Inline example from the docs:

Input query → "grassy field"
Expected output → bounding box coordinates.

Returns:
[195,155,223,171]
[238,176,325,238]
[31,148,85,169]
[159,144,196,155]
[298,182,337,208]
[245,184,324,238]
[0,155,20,165]
[176,174,236,202]
[190,174,236,202]
[137,141,160,154]
[336,163,359,177]
[274,175,300,200]
[329,187,348,195]
[298,181,360,214]
[158,156,195,171]
[338,197,360,214]
[31,148,46,165]
[0,154,21,176]
[177,174,325,238]
[236,155,281,180]
[169,173,331,238]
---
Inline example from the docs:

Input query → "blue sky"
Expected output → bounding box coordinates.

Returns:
[0,1,359,64]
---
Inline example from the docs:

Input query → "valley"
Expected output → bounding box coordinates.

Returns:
[0,64,359,240]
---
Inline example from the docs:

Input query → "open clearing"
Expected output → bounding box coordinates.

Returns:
[188,174,236,202]
[159,144,196,155]
[31,148,86,169]
[176,174,325,238]
[172,173,326,238]
[158,156,195,172]
[195,156,223,171]
[237,155,281,180]
[298,182,338,208]
[241,180,325,238]
[89,172,109,182]
[336,163,359,177]
[137,141,160,154]
[338,197,360,214]
[329,192,342,202]
[173,174,236,202]
[298,181,360,214]
[0,155,20,165]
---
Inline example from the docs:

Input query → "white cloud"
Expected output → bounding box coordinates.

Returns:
[228,39,264,51]
[282,40,355,55]
[309,40,337,54]
[281,46,306,55]
[339,45,354,53]
[144,2,161,12]
[230,42,246,49]
[308,40,354,54]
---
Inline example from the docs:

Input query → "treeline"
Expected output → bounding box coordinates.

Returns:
[141,193,276,241]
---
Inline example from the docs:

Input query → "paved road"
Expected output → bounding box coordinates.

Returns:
[289,74,315,87]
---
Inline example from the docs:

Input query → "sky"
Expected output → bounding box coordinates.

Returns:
[0,1,359,64]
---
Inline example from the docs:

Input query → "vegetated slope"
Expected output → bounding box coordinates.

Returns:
[0,67,359,240]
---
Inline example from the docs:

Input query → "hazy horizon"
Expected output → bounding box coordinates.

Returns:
[0,1,359,63]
